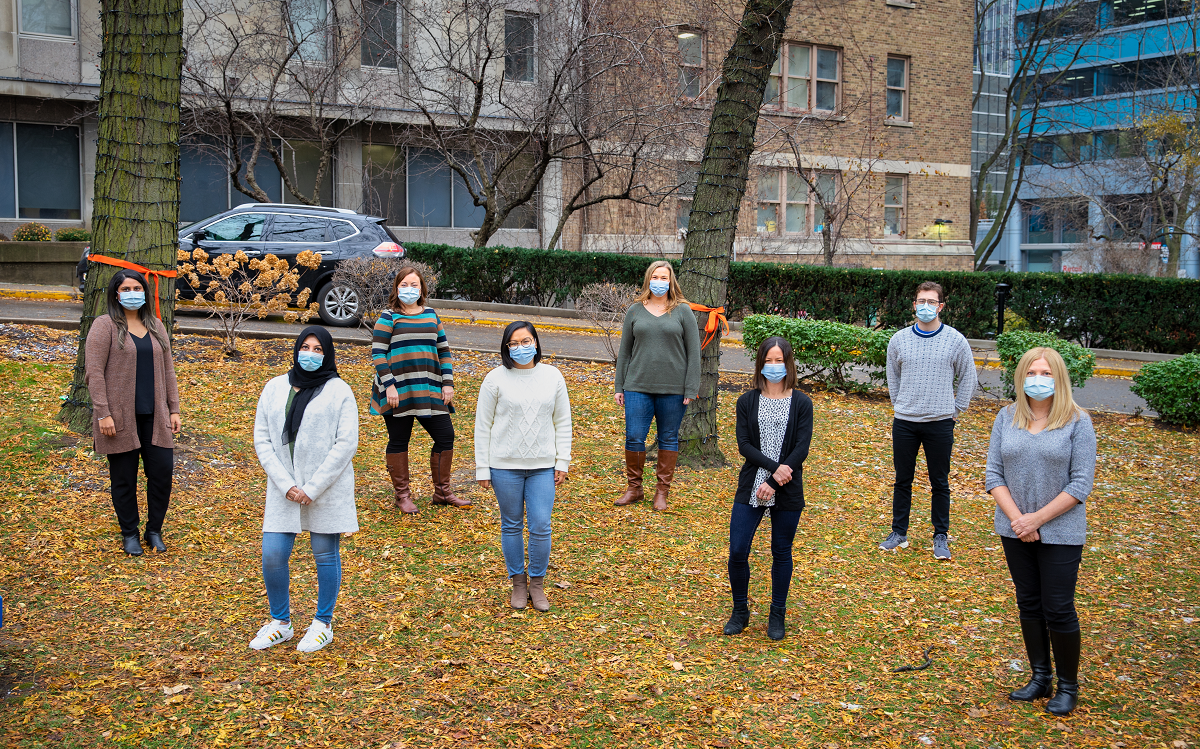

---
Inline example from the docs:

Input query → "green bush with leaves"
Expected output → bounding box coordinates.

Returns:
[13,222,52,242]
[1130,354,1200,428]
[743,314,895,392]
[53,228,92,242]
[995,330,1095,400]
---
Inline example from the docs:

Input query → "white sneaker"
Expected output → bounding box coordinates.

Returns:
[249,619,294,650]
[297,619,334,653]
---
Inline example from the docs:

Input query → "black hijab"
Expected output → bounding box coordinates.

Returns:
[283,326,339,445]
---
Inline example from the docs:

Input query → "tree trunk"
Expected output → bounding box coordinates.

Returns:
[675,0,794,467]
[58,0,184,434]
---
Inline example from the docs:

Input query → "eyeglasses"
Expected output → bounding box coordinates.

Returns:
[914,298,941,305]
[508,338,536,349]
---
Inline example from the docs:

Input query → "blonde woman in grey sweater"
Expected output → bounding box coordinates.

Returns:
[986,346,1096,717]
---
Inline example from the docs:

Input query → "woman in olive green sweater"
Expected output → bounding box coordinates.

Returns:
[613,261,701,511]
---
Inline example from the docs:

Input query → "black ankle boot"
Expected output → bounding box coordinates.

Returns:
[1046,629,1081,716]
[1010,618,1054,701]
[144,530,166,553]
[723,603,750,635]
[122,534,143,556]
[767,604,786,641]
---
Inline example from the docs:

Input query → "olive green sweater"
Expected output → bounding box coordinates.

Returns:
[614,303,702,396]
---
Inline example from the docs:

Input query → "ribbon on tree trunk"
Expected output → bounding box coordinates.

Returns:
[688,302,729,350]
[89,255,177,320]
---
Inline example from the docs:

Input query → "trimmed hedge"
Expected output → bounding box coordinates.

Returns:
[742,314,894,392]
[400,243,1200,354]
[995,331,1096,400]
[1130,353,1200,427]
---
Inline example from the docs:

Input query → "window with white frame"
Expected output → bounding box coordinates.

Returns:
[756,170,838,235]
[886,57,908,120]
[505,13,537,83]
[362,0,399,68]
[19,0,73,37]
[291,0,328,61]
[677,31,704,98]
[766,45,839,112]
[1,122,82,220]
[883,175,906,236]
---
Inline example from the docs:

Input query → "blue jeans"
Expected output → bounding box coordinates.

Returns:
[262,532,342,625]
[491,468,556,578]
[623,391,687,451]
[728,502,803,608]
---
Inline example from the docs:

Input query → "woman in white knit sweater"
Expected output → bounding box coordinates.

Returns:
[475,321,572,612]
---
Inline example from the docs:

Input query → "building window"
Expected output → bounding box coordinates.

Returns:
[362,0,398,68]
[764,44,839,112]
[883,175,905,236]
[179,138,332,223]
[886,57,908,120]
[757,170,837,235]
[291,0,328,61]
[677,31,703,98]
[363,144,407,225]
[19,0,73,37]
[676,164,699,232]
[5,123,82,220]
[505,13,537,83]
[1023,199,1089,244]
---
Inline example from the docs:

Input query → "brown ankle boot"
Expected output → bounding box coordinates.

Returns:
[614,450,646,506]
[652,450,678,511]
[509,573,528,609]
[430,449,471,507]
[528,576,550,612]
[385,453,418,514]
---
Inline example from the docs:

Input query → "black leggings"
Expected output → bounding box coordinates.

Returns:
[108,414,173,537]
[383,413,454,454]
[1001,535,1083,632]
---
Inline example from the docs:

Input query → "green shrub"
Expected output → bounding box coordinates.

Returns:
[743,314,894,392]
[13,222,52,241]
[1002,308,1029,332]
[53,227,91,241]
[1130,354,1200,428]
[995,330,1095,400]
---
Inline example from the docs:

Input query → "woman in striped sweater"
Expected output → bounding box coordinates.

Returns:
[372,266,468,512]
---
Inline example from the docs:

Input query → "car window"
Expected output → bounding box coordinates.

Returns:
[330,220,357,240]
[204,213,267,242]
[268,214,330,242]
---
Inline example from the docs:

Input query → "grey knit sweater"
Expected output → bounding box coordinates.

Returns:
[886,324,977,422]
[985,405,1096,546]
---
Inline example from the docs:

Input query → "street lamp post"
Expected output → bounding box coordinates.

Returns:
[995,281,1012,337]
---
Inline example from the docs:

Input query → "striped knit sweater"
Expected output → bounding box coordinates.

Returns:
[370,308,454,417]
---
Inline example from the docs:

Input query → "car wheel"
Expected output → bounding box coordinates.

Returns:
[316,281,361,327]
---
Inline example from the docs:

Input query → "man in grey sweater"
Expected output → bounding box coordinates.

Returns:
[880,281,978,560]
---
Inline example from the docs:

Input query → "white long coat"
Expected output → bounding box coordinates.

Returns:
[253,375,359,534]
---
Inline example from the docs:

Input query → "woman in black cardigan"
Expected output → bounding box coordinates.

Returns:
[724,336,814,641]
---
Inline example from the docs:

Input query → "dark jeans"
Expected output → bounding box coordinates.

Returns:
[623,391,687,451]
[728,502,803,608]
[1001,536,1083,633]
[891,417,955,537]
[383,413,454,454]
[108,414,173,537]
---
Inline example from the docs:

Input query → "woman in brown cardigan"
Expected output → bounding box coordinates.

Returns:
[85,269,182,556]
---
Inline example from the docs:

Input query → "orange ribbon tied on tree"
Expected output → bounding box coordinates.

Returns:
[89,254,178,320]
[688,302,729,350]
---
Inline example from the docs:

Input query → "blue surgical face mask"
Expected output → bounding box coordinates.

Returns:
[914,302,939,323]
[649,279,670,297]
[510,344,537,365]
[118,290,146,310]
[1023,374,1055,401]
[761,363,788,383]
[397,287,421,305]
[297,351,324,372]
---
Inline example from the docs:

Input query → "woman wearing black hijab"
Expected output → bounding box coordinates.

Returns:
[251,327,359,653]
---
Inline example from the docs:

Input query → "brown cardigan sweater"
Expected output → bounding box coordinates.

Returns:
[84,314,181,454]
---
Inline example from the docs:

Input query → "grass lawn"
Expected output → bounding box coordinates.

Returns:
[0,324,1196,748]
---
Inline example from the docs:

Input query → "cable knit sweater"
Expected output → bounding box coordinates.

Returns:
[473,364,572,481]
[886,323,978,422]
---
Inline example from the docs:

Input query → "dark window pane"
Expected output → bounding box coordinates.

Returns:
[407,148,451,227]
[282,141,334,206]
[233,137,282,205]
[0,123,15,218]
[453,161,485,229]
[16,123,80,220]
[887,89,904,117]
[886,58,905,88]
[362,0,397,68]
[268,214,330,242]
[363,144,406,224]
[204,213,267,242]
[505,14,536,82]
[816,49,838,80]
[816,81,836,110]
[181,138,229,222]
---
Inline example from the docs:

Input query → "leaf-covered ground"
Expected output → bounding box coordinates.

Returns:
[0,324,1197,748]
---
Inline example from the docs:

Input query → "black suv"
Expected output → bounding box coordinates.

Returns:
[178,204,405,326]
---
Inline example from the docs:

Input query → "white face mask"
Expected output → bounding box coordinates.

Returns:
[397,287,421,304]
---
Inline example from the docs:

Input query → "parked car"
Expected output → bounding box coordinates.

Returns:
[177,204,405,326]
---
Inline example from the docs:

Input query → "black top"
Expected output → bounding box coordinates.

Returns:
[734,389,814,511]
[132,331,156,415]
